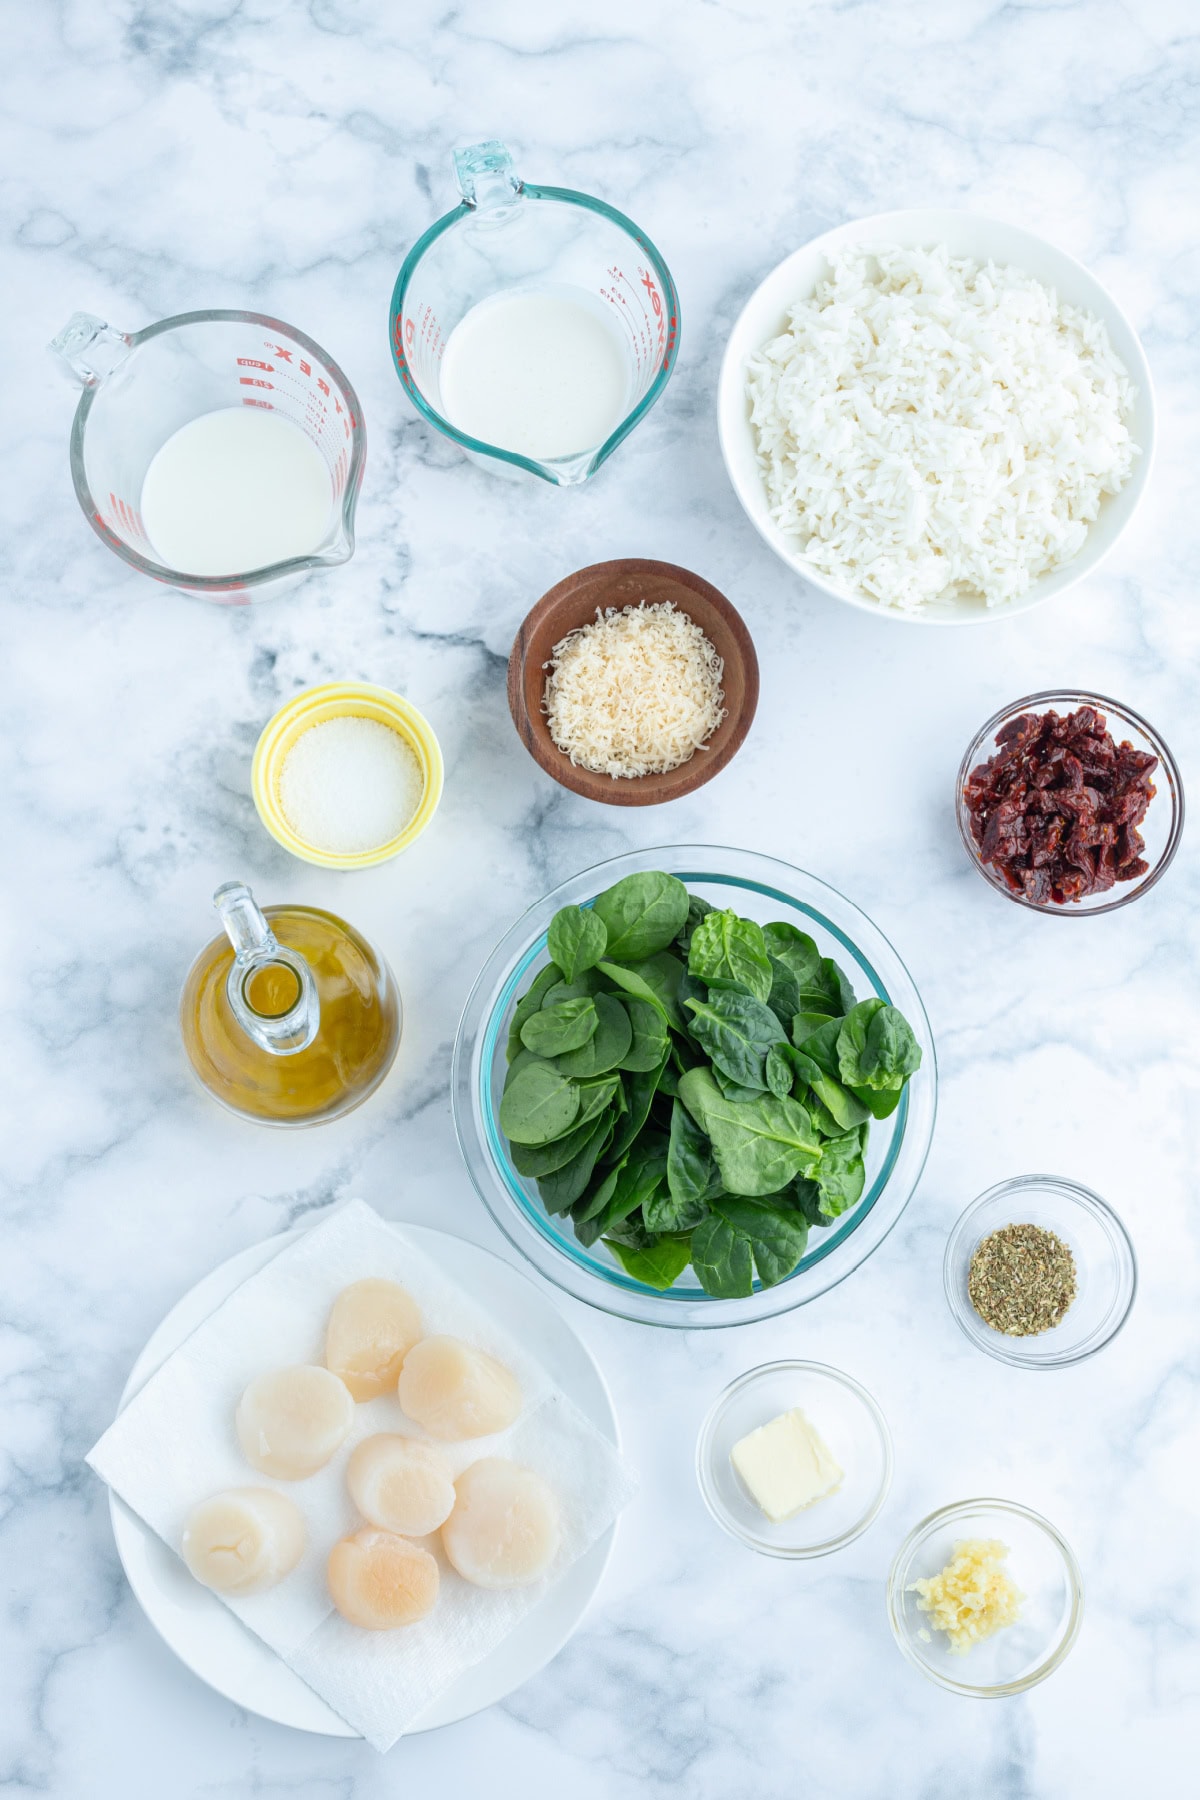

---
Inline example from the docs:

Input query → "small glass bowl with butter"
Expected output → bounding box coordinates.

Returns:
[887,1499,1084,1695]
[696,1361,892,1558]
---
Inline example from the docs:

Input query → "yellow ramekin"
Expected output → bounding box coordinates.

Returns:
[251,681,444,869]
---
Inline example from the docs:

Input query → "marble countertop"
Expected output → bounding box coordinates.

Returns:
[3,2,1197,1794]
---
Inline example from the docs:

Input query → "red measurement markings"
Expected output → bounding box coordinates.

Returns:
[241,397,274,409]
[108,493,150,546]
[639,269,668,366]
[609,268,653,374]
[239,341,357,452]
[395,307,445,389]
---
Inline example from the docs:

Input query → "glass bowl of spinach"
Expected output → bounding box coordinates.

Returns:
[451,847,936,1327]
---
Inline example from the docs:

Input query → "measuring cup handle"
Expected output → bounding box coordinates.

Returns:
[453,141,522,216]
[48,312,132,387]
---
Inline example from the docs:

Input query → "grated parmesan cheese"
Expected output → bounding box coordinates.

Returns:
[908,1537,1024,1654]
[542,601,726,780]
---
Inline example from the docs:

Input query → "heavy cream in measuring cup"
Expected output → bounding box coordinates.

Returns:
[140,408,333,576]
[439,286,630,461]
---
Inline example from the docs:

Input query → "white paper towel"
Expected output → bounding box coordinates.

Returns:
[87,1200,636,1749]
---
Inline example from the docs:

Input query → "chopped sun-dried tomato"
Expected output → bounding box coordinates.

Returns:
[964,706,1157,903]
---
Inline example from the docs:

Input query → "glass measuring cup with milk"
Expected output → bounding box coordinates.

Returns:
[50,309,365,601]
[390,142,680,485]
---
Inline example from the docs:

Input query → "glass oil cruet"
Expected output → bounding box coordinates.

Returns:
[180,882,401,1126]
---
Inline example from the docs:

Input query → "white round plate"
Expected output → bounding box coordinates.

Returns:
[718,208,1156,626]
[109,1221,619,1737]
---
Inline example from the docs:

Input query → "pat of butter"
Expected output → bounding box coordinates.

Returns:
[730,1407,843,1523]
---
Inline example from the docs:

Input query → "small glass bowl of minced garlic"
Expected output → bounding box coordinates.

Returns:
[943,1175,1137,1369]
[887,1499,1083,1695]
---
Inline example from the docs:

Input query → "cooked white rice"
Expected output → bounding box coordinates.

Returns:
[746,245,1138,612]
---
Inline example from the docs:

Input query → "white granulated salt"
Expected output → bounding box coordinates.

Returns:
[279,716,424,855]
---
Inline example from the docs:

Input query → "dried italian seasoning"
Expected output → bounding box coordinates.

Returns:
[967,1223,1078,1336]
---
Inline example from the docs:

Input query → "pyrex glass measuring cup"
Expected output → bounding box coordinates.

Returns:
[389,142,680,486]
[49,310,366,602]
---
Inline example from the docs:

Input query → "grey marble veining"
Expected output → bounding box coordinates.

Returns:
[2,1,1198,1794]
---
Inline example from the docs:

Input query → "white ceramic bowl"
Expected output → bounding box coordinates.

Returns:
[717,210,1156,627]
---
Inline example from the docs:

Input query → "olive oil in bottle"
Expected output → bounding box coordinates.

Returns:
[180,881,401,1126]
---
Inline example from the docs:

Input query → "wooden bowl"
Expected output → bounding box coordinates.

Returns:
[507,559,759,807]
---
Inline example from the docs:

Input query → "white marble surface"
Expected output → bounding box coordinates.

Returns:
[2,1,1197,1793]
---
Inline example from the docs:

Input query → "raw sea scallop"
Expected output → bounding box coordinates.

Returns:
[327,1527,440,1629]
[181,1488,306,1595]
[346,1434,456,1537]
[325,1278,423,1401]
[397,1337,522,1441]
[236,1365,355,1479]
[441,1459,561,1590]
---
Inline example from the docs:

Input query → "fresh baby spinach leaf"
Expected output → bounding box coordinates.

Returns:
[685,988,786,1089]
[534,1115,615,1213]
[602,1212,657,1251]
[569,1161,625,1237]
[547,905,608,983]
[693,1083,824,1198]
[643,1184,711,1234]
[554,992,633,1077]
[763,922,823,983]
[499,1060,582,1146]
[687,908,773,1003]
[506,962,561,1061]
[761,924,822,1024]
[791,1009,836,1043]
[764,1044,795,1098]
[796,957,856,1017]
[812,1127,867,1217]
[690,1198,809,1297]
[606,1234,693,1290]
[620,997,671,1072]
[520,996,598,1057]
[848,1082,904,1122]
[542,969,604,1008]
[675,894,714,958]
[784,1175,828,1229]
[837,999,922,1093]
[592,872,690,963]
[792,1014,844,1076]
[666,1098,724,1210]
[510,1097,613,1178]
[712,1067,767,1104]
[574,1136,668,1246]
[599,951,686,1033]
[779,1039,871,1132]
[572,1075,621,1129]
[605,1058,666,1162]
[503,1046,546,1090]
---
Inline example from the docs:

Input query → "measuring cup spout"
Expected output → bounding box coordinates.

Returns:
[453,141,522,221]
[48,312,132,387]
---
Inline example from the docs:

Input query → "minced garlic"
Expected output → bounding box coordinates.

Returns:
[909,1537,1023,1653]
[543,601,726,780]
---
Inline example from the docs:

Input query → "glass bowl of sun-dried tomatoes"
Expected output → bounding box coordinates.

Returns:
[956,690,1184,914]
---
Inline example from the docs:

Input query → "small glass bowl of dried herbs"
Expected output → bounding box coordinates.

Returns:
[944,1176,1137,1369]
